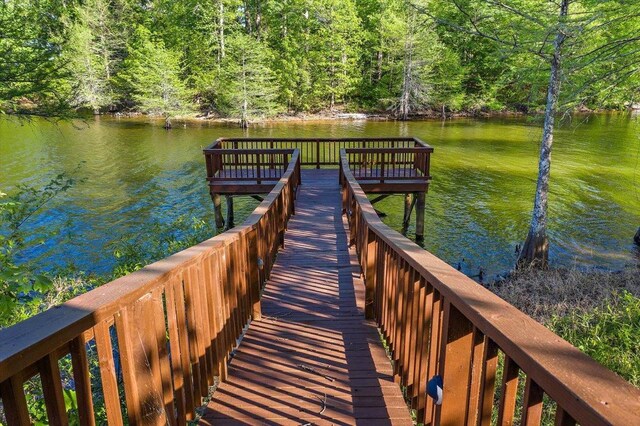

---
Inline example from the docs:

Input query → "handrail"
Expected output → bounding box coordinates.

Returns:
[339,149,640,426]
[204,137,433,168]
[0,151,301,425]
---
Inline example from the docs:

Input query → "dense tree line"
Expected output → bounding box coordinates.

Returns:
[2,0,638,125]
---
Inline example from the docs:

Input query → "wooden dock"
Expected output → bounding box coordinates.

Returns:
[1,138,639,426]
[200,170,413,425]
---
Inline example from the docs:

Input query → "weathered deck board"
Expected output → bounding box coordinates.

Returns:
[199,170,413,426]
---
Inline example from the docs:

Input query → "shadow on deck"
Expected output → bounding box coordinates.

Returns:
[200,171,411,425]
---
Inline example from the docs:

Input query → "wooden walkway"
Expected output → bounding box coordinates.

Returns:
[200,170,413,425]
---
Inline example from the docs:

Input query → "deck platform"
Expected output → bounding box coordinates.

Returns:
[199,170,413,425]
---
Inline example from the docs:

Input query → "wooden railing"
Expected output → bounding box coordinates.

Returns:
[340,149,640,426]
[206,137,430,168]
[204,148,295,184]
[344,147,432,183]
[0,151,301,425]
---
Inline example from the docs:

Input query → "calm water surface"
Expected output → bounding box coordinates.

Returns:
[1,115,638,279]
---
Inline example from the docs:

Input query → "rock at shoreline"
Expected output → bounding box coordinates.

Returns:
[336,113,368,120]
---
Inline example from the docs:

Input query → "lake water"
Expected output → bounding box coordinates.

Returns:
[1,114,639,280]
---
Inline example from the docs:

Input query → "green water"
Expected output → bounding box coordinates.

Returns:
[1,114,638,279]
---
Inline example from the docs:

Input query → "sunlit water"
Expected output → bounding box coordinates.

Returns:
[1,114,638,279]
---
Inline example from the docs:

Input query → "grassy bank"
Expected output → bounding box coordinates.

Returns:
[487,267,640,387]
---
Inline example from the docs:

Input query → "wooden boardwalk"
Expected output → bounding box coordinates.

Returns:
[200,170,413,425]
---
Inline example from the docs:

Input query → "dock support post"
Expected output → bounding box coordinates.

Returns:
[416,192,426,242]
[225,195,234,230]
[211,193,225,230]
[402,193,415,231]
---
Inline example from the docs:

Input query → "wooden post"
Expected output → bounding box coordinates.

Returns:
[402,193,413,231]
[416,192,426,241]
[225,195,234,230]
[365,228,377,319]
[248,229,262,320]
[211,193,225,230]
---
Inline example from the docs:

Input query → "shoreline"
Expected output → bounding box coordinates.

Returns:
[97,108,636,126]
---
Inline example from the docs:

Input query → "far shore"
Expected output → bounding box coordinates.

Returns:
[94,107,637,127]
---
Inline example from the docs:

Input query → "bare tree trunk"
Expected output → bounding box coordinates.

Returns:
[398,17,415,121]
[240,52,248,128]
[518,0,569,268]
[218,0,225,61]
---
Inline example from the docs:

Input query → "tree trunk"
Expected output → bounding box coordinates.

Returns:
[518,0,569,268]
[218,0,225,61]
[398,15,415,121]
[164,116,172,129]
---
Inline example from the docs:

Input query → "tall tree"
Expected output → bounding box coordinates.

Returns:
[118,25,193,128]
[217,32,280,127]
[425,0,640,267]
[65,0,124,113]
[0,0,70,114]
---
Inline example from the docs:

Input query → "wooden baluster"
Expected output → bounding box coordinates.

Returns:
[392,257,406,374]
[466,328,487,426]
[201,255,218,380]
[412,279,430,414]
[0,375,30,426]
[115,299,167,426]
[437,302,474,426]
[38,353,68,426]
[404,269,420,394]
[211,251,229,380]
[394,260,411,382]
[256,153,262,184]
[165,277,189,424]
[374,240,386,322]
[94,321,124,425]
[476,337,499,426]
[188,266,209,399]
[522,377,544,426]
[151,288,177,426]
[70,335,96,426]
[497,355,520,426]
[554,407,576,426]
[194,264,214,388]
[424,290,442,425]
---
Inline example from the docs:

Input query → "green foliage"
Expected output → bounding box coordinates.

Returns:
[0,0,70,114]
[215,32,282,124]
[1,0,639,118]
[0,173,83,322]
[118,25,193,120]
[550,291,640,387]
[110,215,214,278]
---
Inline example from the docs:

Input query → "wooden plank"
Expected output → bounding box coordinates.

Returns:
[151,288,177,426]
[172,274,196,420]
[438,302,474,426]
[200,169,412,425]
[466,328,486,426]
[554,407,576,426]
[93,321,123,425]
[0,374,30,426]
[165,276,188,425]
[497,355,520,426]
[69,335,96,426]
[478,338,499,426]
[522,376,544,426]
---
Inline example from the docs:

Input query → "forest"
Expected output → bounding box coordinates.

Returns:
[2,0,639,126]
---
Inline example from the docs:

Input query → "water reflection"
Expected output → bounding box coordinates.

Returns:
[1,114,638,278]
